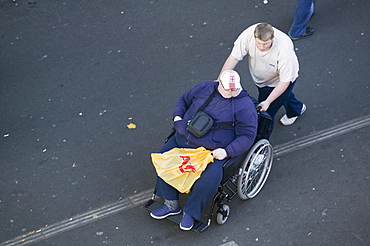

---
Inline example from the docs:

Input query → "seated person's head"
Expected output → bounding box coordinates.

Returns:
[218,70,242,98]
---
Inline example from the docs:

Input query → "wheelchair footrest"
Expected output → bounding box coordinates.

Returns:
[145,199,210,233]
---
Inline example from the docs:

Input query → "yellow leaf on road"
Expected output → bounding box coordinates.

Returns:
[127,123,136,129]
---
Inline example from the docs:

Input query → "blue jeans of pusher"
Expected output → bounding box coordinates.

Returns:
[288,0,315,38]
[155,132,237,220]
[258,81,304,137]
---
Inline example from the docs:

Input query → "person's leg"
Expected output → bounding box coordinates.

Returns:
[280,81,305,125]
[179,157,239,230]
[258,84,293,137]
[283,91,304,118]
[150,133,181,219]
[288,0,315,38]
[155,176,180,201]
[151,132,197,219]
[258,86,291,119]
[155,132,197,199]
[182,158,226,220]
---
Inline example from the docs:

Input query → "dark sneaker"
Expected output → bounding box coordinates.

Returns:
[290,27,314,40]
[180,213,194,230]
[150,204,181,219]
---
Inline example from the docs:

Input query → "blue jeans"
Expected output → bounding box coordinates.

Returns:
[288,0,315,38]
[155,132,237,220]
[258,82,303,137]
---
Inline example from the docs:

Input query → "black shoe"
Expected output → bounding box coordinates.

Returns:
[290,27,314,41]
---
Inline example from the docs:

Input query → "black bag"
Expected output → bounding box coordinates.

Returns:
[186,89,217,138]
[187,110,214,138]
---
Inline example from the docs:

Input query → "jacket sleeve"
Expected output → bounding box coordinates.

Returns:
[173,82,206,119]
[224,100,258,157]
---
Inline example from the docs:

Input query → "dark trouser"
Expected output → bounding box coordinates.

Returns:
[155,132,236,220]
[258,81,303,137]
[288,0,315,38]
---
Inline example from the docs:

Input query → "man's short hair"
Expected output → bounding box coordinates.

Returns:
[254,23,274,41]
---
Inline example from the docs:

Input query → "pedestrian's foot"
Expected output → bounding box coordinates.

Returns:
[280,104,306,126]
[150,204,181,219]
[180,213,194,231]
[290,27,314,40]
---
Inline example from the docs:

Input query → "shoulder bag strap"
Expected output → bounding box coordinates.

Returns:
[197,88,218,112]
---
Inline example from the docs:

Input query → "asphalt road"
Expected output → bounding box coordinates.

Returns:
[1,0,369,245]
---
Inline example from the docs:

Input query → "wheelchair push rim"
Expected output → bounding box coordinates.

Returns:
[237,139,273,200]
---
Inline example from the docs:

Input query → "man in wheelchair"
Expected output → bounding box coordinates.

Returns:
[149,70,258,230]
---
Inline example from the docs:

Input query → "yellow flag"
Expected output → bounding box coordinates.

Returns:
[151,147,214,193]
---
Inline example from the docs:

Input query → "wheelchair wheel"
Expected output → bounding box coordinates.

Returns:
[237,139,273,200]
[216,204,230,225]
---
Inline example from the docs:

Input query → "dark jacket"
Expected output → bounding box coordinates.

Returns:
[173,81,257,157]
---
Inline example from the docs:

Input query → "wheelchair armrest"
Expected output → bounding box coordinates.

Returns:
[222,157,234,168]
[165,127,176,143]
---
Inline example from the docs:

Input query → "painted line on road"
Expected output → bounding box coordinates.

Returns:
[2,114,370,245]
[0,189,154,246]
[273,114,370,156]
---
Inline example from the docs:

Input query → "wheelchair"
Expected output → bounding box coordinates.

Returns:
[145,97,273,232]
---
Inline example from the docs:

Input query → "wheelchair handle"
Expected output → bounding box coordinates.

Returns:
[256,105,262,112]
